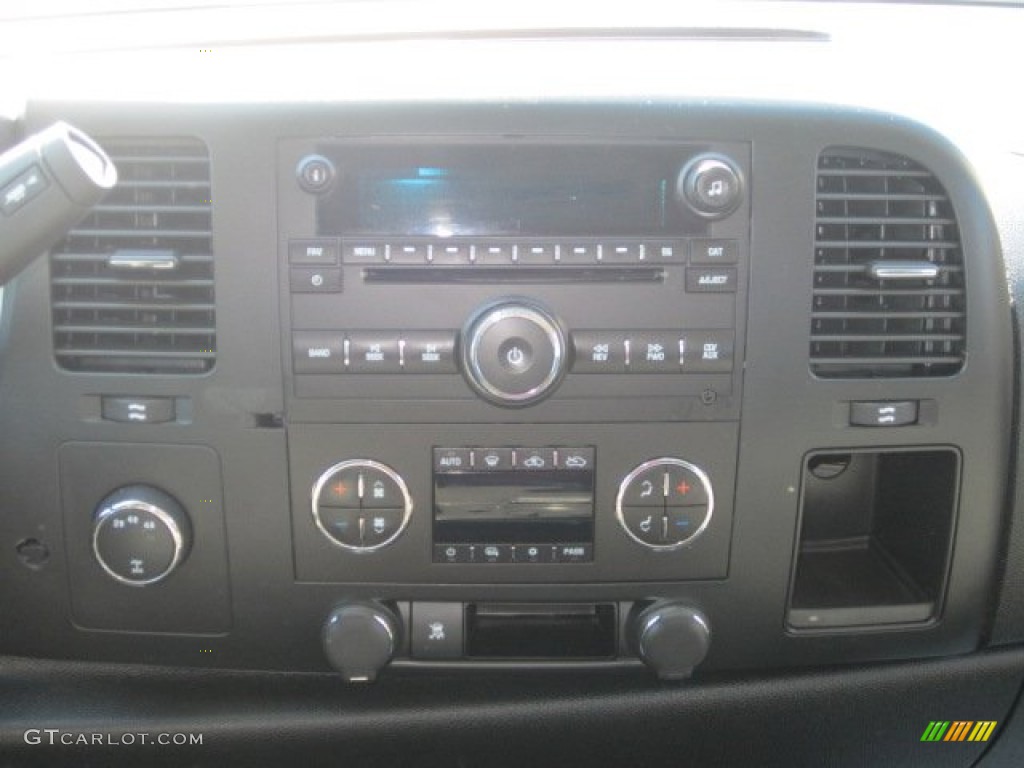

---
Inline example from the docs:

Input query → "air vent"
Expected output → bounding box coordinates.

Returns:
[50,138,215,374]
[810,148,965,378]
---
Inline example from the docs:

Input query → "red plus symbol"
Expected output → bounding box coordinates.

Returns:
[676,480,692,497]
[332,482,348,497]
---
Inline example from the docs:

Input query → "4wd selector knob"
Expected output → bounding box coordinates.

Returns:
[461,299,567,407]
[92,485,191,586]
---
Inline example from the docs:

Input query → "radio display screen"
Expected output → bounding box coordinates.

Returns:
[434,469,594,545]
[318,144,699,237]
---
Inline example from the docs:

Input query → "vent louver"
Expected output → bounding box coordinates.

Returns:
[50,138,215,374]
[810,148,965,378]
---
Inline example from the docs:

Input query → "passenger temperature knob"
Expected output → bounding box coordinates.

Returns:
[630,601,711,680]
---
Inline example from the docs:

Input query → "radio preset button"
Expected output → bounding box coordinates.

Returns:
[402,332,457,373]
[390,242,430,264]
[562,243,599,263]
[518,243,558,264]
[690,238,738,265]
[602,242,641,263]
[475,242,515,264]
[572,331,628,373]
[347,333,402,373]
[431,243,471,264]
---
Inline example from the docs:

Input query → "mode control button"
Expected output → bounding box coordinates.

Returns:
[403,332,457,373]
[462,300,567,407]
[347,333,402,373]
[572,331,628,373]
[359,468,405,509]
[621,466,667,507]
[360,508,404,547]
[293,331,346,374]
[690,238,738,265]
[557,447,595,471]
[434,448,474,473]
[476,448,515,471]
[481,544,513,564]
[517,448,556,471]
[621,506,664,546]
[411,602,464,659]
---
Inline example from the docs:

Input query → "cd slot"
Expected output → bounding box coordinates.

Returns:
[363,267,665,284]
[465,603,617,659]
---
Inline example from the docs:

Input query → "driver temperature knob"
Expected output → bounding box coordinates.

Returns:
[630,601,711,681]
[460,298,568,407]
[322,601,402,682]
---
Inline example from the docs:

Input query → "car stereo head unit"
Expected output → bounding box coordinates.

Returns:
[278,137,749,422]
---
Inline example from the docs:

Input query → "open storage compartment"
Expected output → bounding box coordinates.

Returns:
[787,448,959,630]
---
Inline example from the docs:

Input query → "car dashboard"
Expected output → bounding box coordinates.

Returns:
[2,2,1024,766]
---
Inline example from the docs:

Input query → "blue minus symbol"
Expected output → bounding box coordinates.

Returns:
[332,521,350,530]
[674,519,691,528]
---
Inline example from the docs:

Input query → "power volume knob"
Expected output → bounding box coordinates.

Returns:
[461,299,568,407]
[677,154,744,219]
[92,485,192,586]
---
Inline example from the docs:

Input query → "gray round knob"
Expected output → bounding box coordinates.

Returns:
[461,299,567,407]
[92,485,191,587]
[322,601,401,682]
[677,154,744,219]
[630,602,711,680]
